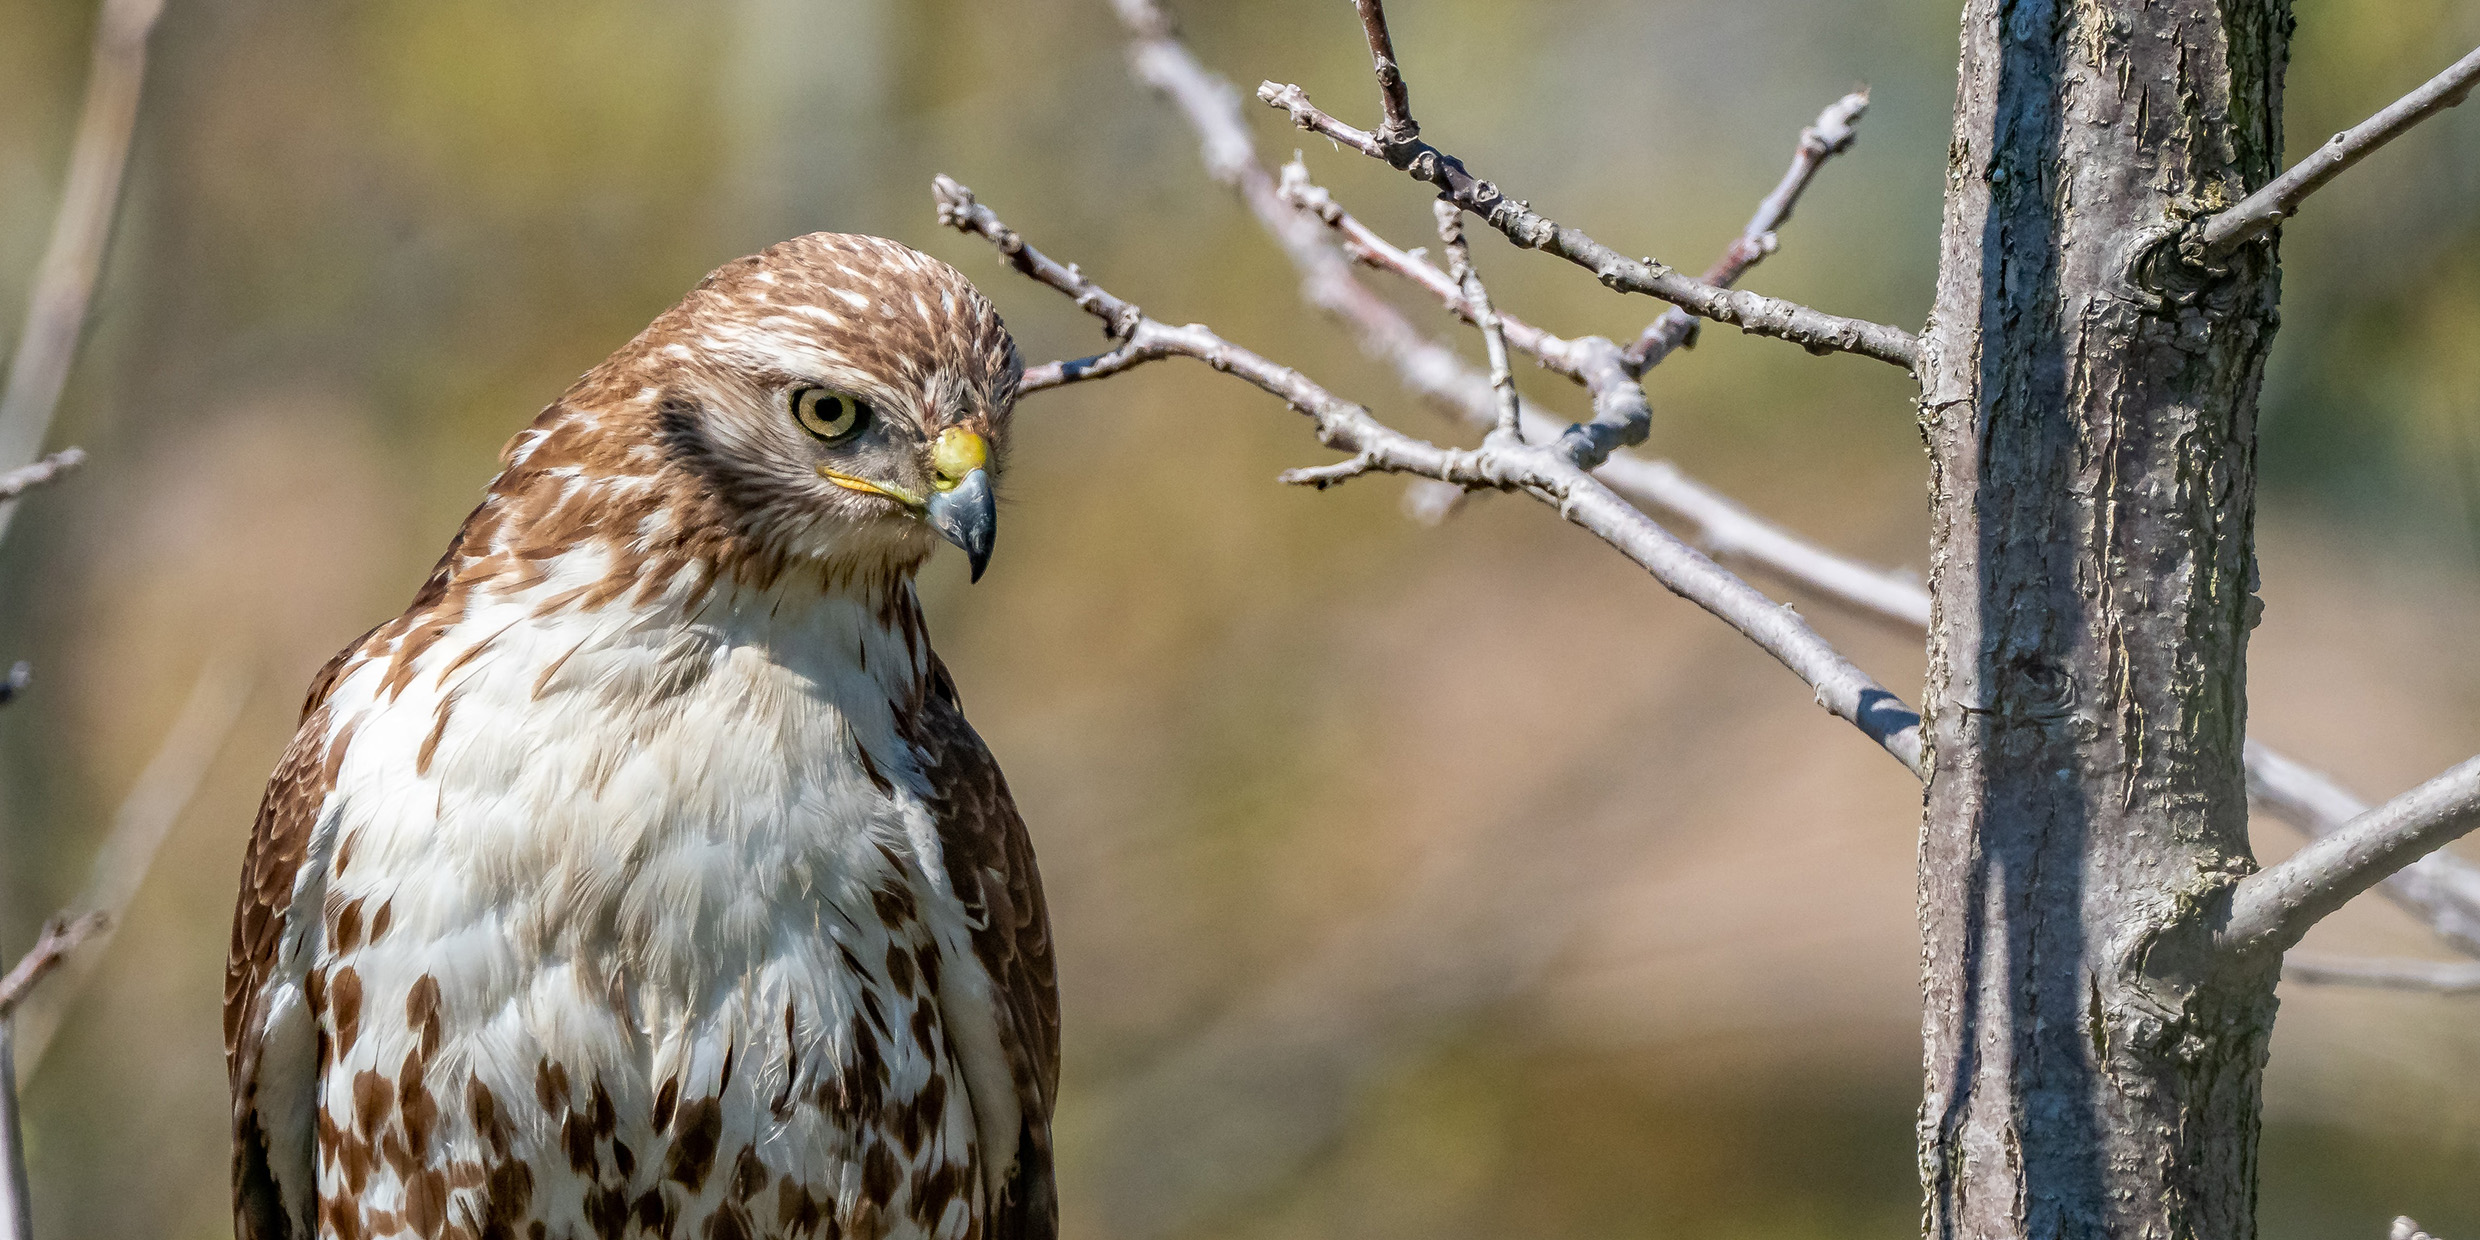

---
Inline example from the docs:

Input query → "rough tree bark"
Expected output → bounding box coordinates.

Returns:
[1919,2,2293,1238]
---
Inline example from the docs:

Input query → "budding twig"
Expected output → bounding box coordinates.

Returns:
[1275,163,1572,368]
[1352,0,1417,146]
[2190,44,2480,261]
[936,175,1925,774]
[1627,89,1871,369]
[1275,163,1650,468]
[1255,78,1920,370]
[1431,201,1522,443]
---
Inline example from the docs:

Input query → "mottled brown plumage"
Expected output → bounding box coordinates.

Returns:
[228,234,1055,1240]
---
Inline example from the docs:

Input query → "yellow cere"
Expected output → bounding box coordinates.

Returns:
[931,428,989,491]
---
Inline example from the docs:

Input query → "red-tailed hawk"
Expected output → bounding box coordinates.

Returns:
[225,235,1057,1240]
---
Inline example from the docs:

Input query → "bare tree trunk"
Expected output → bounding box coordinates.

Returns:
[1919,2,2293,1237]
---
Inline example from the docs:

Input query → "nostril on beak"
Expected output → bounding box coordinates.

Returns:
[932,428,990,490]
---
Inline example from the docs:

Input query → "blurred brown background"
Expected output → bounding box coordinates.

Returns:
[2,0,2477,1236]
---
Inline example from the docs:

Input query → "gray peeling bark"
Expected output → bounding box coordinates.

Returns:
[1918,2,2291,1239]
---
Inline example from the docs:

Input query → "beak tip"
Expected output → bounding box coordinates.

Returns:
[926,468,997,583]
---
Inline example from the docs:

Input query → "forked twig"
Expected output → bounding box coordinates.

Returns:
[1627,90,1871,369]
[1351,0,1416,146]
[1254,20,1918,372]
[0,916,108,1025]
[0,6,169,1231]
[1430,201,1521,443]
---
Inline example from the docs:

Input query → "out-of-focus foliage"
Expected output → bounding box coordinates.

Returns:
[0,1,2474,1238]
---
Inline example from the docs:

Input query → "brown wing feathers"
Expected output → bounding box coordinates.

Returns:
[911,656,1060,1240]
[226,642,363,1240]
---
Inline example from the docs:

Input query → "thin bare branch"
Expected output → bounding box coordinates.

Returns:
[2190,44,2480,261]
[1117,5,1571,423]
[1117,0,1915,622]
[1023,340,1159,394]
[1275,162,1574,367]
[0,449,86,505]
[2246,741,2480,958]
[12,660,250,1074]
[1430,201,1522,442]
[1255,79,1920,370]
[1269,151,1927,617]
[1352,0,1417,145]
[0,911,104,1240]
[1442,478,2480,972]
[936,175,1925,774]
[1627,89,1870,370]
[0,0,168,545]
[1342,0,1545,447]
[2282,953,2480,995]
[2223,753,2480,962]
[1595,455,1928,627]
[0,915,108,1024]
[1116,0,1650,470]
[1275,164,1651,466]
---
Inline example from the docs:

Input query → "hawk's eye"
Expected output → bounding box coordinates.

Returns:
[791,388,871,443]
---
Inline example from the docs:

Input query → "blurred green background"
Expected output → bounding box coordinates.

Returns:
[2,0,2477,1237]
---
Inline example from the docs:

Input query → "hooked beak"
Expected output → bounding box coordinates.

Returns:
[926,427,995,581]
[925,468,996,582]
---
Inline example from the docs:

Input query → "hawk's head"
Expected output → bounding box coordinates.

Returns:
[495,234,1022,592]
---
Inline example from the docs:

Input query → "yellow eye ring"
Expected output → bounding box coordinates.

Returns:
[792,387,870,442]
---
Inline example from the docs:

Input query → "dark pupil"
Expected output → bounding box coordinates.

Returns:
[804,391,860,434]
